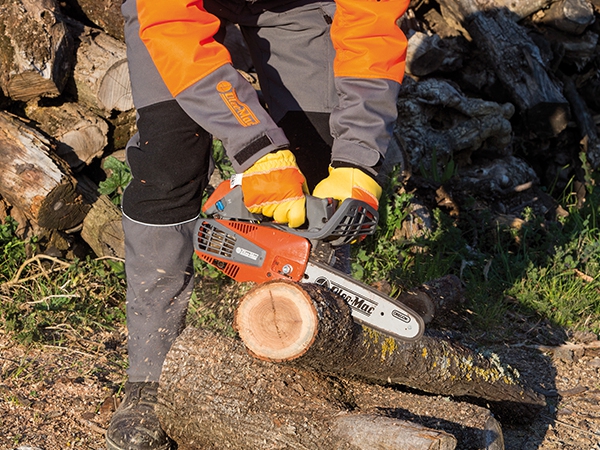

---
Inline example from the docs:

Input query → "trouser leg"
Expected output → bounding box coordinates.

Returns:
[234,0,337,190]
[123,217,196,382]
[121,99,212,382]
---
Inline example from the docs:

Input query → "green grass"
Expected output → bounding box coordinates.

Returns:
[353,170,600,336]
[0,218,127,344]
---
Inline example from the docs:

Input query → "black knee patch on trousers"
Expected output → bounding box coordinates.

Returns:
[122,100,212,224]
[277,111,332,192]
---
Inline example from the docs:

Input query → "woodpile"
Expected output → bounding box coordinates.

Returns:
[1,0,599,447]
[0,0,597,258]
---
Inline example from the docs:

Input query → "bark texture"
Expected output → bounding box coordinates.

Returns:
[0,0,73,101]
[0,111,88,230]
[25,101,109,172]
[159,327,506,450]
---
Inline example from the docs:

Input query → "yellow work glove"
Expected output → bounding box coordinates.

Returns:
[312,167,382,210]
[242,150,307,228]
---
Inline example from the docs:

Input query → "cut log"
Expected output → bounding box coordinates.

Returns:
[536,27,599,71]
[438,0,553,24]
[0,111,89,230]
[80,194,125,259]
[233,281,545,424]
[69,26,133,114]
[533,0,596,35]
[405,32,465,77]
[442,8,570,138]
[25,101,109,172]
[159,327,506,449]
[0,0,74,101]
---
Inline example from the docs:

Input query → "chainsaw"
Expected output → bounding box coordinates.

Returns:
[193,179,425,342]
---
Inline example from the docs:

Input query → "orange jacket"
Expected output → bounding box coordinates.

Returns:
[136,0,409,98]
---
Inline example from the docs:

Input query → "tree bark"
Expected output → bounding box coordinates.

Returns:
[159,327,507,450]
[0,111,89,230]
[0,0,73,101]
[396,274,465,326]
[395,77,515,173]
[462,9,569,138]
[438,0,552,24]
[560,72,600,169]
[81,194,125,259]
[405,32,464,77]
[233,281,545,424]
[25,101,109,172]
[62,0,124,41]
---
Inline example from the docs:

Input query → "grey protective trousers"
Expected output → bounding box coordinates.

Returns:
[122,0,339,382]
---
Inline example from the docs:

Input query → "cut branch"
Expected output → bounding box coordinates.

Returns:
[0,0,73,101]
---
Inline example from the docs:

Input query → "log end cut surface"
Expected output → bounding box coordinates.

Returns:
[234,281,318,362]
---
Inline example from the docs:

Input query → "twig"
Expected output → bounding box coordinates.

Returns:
[94,255,125,263]
[75,416,107,435]
[542,414,600,438]
[42,344,98,359]
[1,255,71,288]
[25,294,80,305]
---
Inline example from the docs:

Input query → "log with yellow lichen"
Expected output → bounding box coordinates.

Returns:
[233,280,545,424]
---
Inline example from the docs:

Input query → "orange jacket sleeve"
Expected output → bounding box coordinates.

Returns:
[331,0,409,83]
[136,0,232,97]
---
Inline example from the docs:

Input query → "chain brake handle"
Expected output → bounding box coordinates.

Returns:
[203,182,379,246]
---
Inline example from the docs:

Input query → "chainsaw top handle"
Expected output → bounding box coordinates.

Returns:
[203,181,379,246]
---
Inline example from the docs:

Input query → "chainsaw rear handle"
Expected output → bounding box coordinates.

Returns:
[203,181,379,246]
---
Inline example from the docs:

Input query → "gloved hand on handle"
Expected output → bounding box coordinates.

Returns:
[241,149,307,228]
[312,166,382,211]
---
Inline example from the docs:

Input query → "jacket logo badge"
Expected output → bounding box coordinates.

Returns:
[216,81,260,127]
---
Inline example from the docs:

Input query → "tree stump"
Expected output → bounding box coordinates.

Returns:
[0,111,88,230]
[159,327,507,449]
[0,0,73,101]
[233,281,545,424]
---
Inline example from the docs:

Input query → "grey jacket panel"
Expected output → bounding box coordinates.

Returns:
[122,0,173,108]
[237,0,338,123]
[330,77,401,177]
[176,67,290,172]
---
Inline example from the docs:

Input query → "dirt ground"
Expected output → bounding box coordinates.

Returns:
[1,319,599,450]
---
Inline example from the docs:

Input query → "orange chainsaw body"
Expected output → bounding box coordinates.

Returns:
[194,218,311,284]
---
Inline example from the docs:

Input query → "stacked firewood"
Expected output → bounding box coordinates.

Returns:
[0,0,598,258]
